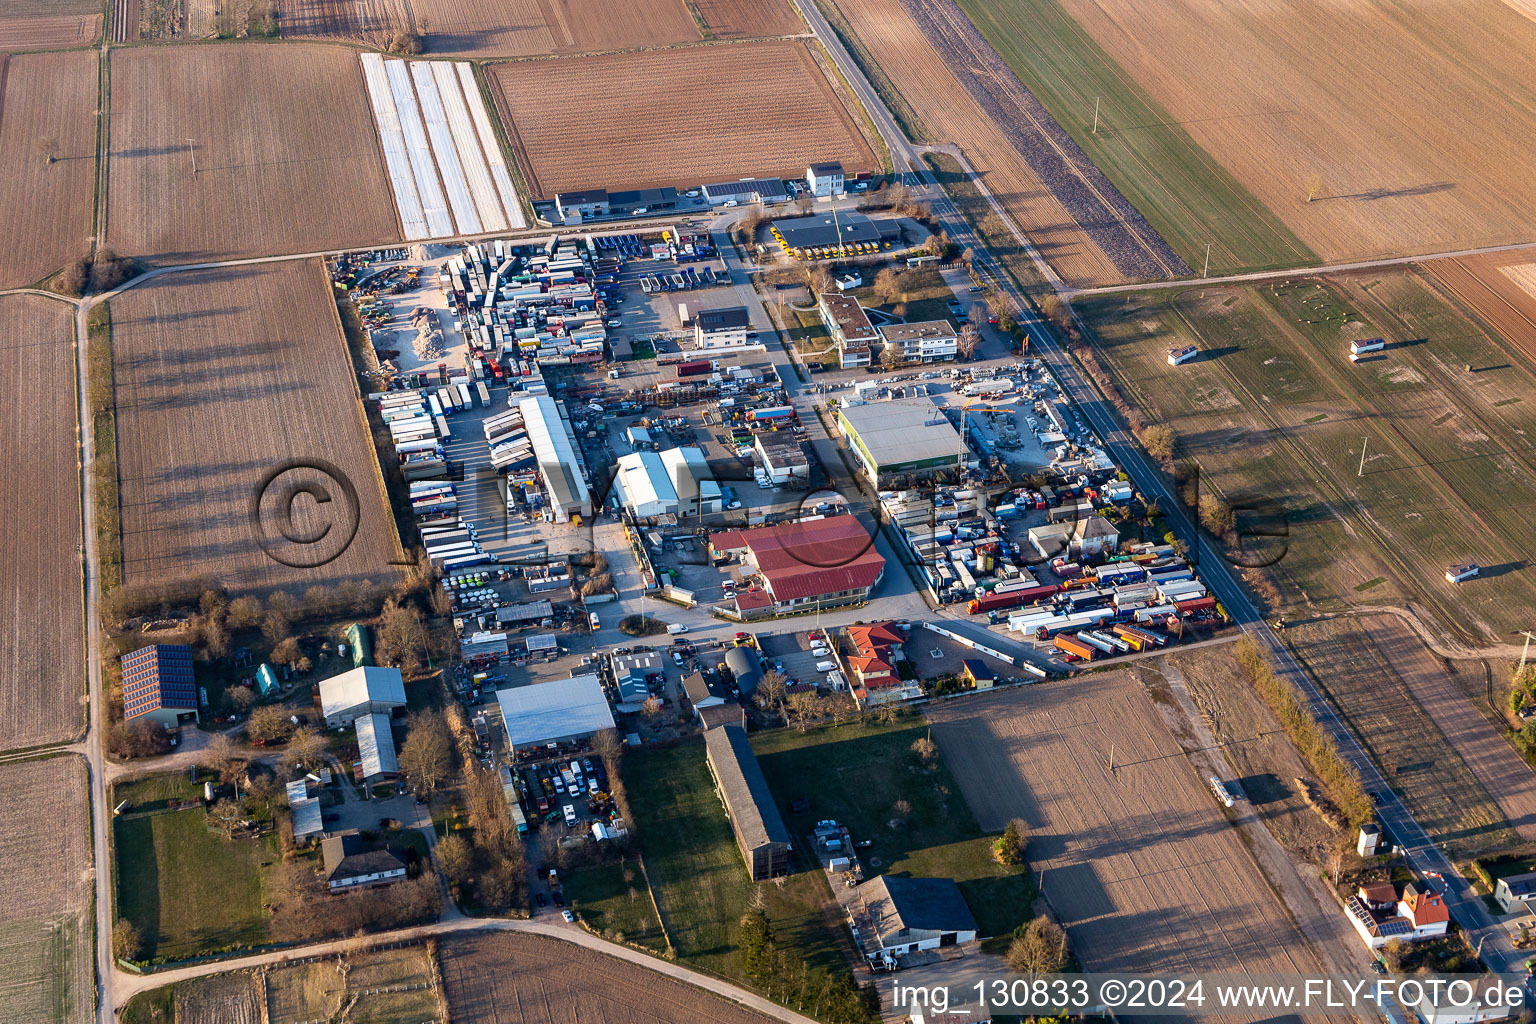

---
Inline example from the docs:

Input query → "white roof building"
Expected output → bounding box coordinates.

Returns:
[355,712,399,781]
[519,394,592,522]
[496,674,615,752]
[613,447,720,519]
[319,666,407,726]
[286,779,323,840]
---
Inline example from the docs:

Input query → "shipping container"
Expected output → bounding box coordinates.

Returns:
[675,359,713,378]
[476,381,491,407]
[1175,596,1217,613]
[1053,634,1095,661]
[966,584,1059,615]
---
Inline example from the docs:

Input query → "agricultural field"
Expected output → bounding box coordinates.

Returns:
[440,931,776,1024]
[0,50,97,289]
[487,41,876,198]
[0,296,86,752]
[0,757,93,1024]
[283,0,698,55]
[753,718,1035,940]
[173,972,262,1024]
[997,0,1536,265]
[1424,252,1536,368]
[1286,618,1518,854]
[0,13,100,48]
[109,260,403,595]
[1076,269,1536,642]
[819,0,1142,288]
[926,676,1326,985]
[106,43,400,263]
[695,0,803,38]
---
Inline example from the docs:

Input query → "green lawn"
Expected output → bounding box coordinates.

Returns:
[593,741,850,982]
[954,0,1314,276]
[113,772,201,814]
[848,267,957,328]
[114,808,276,960]
[563,858,667,948]
[753,718,1034,939]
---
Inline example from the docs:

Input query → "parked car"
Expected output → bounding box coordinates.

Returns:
[562,909,576,922]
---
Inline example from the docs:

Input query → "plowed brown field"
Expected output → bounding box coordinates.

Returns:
[283,0,698,55]
[829,0,1123,286]
[111,261,403,594]
[489,41,874,198]
[696,0,802,38]
[0,14,100,49]
[1051,0,1536,263]
[440,932,774,1023]
[0,50,96,289]
[0,296,85,752]
[927,678,1327,999]
[1424,252,1536,369]
[106,44,399,263]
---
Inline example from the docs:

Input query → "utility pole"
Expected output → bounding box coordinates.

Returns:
[185,137,197,176]
[1519,630,1536,675]
[1091,97,1101,135]
[1357,436,1369,477]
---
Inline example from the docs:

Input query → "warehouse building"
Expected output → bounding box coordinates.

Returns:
[817,293,876,368]
[122,644,198,726]
[853,876,978,967]
[695,307,752,349]
[496,674,615,754]
[755,435,810,485]
[520,394,592,522]
[837,399,963,485]
[806,162,846,198]
[552,187,678,224]
[612,446,721,519]
[705,723,792,880]
[702,178,789,205]
[711,515,886,616]
[319,666,407,727]
[775,212,900,253]
[879,320,958,363]
[354,712,399,784]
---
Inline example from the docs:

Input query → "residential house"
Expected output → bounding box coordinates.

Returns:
[1400,883,1449,938]
[694,307,751,349]
[852,876,978,968]
[806,162,846,198]
[1070,516,1121,559]
[322,832,406,890]
[878,321,958,364]
[1495,871,1536,914]
[842,621,919,708]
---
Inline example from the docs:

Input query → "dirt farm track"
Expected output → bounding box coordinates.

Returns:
[110,261,404,594]
[0,296,86,752]
[927,677,1329,1021]
[439,931,775,1023]
[0,50,97,290]
[106,43,401,264]
[488,41,876,199]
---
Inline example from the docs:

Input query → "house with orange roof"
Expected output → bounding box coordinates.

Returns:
[840,621,918,708]
[1398,883,1449,938]
[1343,880,1450,949]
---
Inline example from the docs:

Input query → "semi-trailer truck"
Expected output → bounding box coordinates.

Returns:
[966,584,1060,615]
[1053,635,1095,661]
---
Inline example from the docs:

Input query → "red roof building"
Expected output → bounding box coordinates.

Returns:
[710,516,885,617]
[842,621,910,707]
[1399,884,1449,936]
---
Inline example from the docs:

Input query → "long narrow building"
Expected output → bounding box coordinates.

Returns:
[704,723,791,881]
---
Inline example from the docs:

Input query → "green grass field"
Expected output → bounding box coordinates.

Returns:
[1076,268,1536,641]
[753,718,1034,939]
[953,0,1314,276]
[583,741,849,982]
[114,807,276,960]
[562,858,667,948]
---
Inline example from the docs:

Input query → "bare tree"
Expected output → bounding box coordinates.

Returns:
[755,672,789,726]
[592,728,623,768]
[786,690,821,732]
[436,833,473,886]
[282,727,326,774]
[377,598,429,674]
[203,733,244,785]
[399,710,454,794]
[227,595,264,629]
[246,705,293,745]
[956,324,981,361]
[208,798,245,839]
[1007,915,1069,975]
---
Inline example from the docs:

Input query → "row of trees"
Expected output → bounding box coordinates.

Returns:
[750,672,863,731]
[739,908,881,1022]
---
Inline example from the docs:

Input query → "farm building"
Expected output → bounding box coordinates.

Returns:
[879,320,958,363]
[710,516,886,616]
[702,178,789,205]
[704,723,791,881]
[496,674,615,753]
[286,779,323,841]
[695,307,752,349]
[806,162,845,197]
[1167,345,1199,366]
[836,400,963,484]
[755,435,809,485]
[322,832,406,890]
[520,395,592,523]
[354,712,398,784]
[774,212,898,254]
[121,644,198,726]
[852,876,978,967]
[612,447,721,519]
[318,666,407,727]
[611,650,663,705]
[817,293,876,368]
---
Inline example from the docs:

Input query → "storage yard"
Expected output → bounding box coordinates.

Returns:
[487,41,877,198]
[1003,0,1536,266]
[358,54,526,240]
[0,50,97,289]
[1077,272,1536,642]
[927,677,1328,986]
[284,0,700,55]
[110,261,404,593]
[0,757,92,1024]
[0,296,85,752]
[440,930,777,1023]
[106,44,401,263]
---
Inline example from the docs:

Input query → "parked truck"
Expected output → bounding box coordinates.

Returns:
[967,584,1060,615]
[1053,634,1095,661]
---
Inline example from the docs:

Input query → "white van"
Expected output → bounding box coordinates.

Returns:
[815,660,837,673]
[589,611,600,630]
[667,623,689,635]
[562,804,577,827]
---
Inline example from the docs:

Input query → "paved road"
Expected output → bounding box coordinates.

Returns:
[111,915,820,1024]
[790,0,1524,977]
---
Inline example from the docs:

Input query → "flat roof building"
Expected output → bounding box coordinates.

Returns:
[318,666,406,728]
[695,306,752,350]
[755,435,810,485]
[817,293,876,368]
[496,674,615,753]
[519,394,592,522]
[704,723,791,880]
[837,399,963,484]
[775,212,898,252]
[121,644,198,727]
[702,178,789,205]
[806,162,846,198]
[879,320,958,364]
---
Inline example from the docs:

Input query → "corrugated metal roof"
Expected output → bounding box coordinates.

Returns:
[496,674,614,747]
[355,712,399,779]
